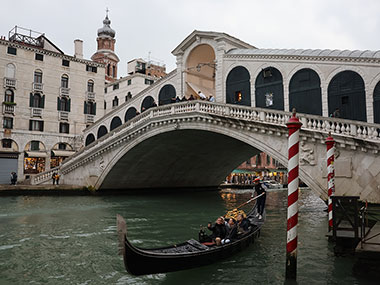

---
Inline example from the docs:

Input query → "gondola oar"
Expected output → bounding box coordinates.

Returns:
[235,192,265,210]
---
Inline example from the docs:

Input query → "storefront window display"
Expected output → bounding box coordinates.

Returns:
[24,157,45,174]
[50,156,65,168]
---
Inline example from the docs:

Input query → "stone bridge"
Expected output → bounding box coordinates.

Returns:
[32,101,380,203]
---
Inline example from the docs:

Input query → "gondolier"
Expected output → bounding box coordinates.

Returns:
[254,178,267,219]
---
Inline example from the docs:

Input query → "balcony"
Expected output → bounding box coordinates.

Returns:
[30,107,42,118]
[2,103,15,115]
[60,87,70,97]
[86,91,96,101]
[59,111,69,121]
[85,114,95,124]
[4,77,16,88]
[32,82,43,92]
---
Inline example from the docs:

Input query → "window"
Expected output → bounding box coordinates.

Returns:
[5,89,14,103]
[107,64,110,76]
[112,96,119,107]
[5,63,16,78]
[145,79,154,85]
[104,87,107,94]
[266,155,271,165]
[104,101,107,109]
[112,65,116,77]
[34,70,43,83]
[2,139,12,148]
[35,53,44,61]
[84,101,96,115]
[61,75,69,88]
[263,68,272,78]
[113,83,119,90]
[127,79,132,86]
[7,47,17,55]
[30,93,44,108]
[86,65,97,73]
[87,80,94,92]
[30,140,40,151]
[59,122,69,134]
[58,97,70,111]
[62,59,70,67]
[29,120,44,132]
[58,143,66,150]
[3,117,13,129]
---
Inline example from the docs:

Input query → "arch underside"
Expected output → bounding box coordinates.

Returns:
[99,130,261,190]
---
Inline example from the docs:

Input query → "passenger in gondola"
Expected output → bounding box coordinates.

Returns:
[207,216,227,245]
[222,218,237,244]
[236,214,250,235]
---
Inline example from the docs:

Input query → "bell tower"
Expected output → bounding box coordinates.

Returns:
[91,9,120,83]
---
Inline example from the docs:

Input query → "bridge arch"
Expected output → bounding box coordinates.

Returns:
[328,70,366,121]
[374,81,380,123]
[226,66,251,106]
[255,67,284,110]
[141,96,156,112]
[158,84,176,105]
[97,125,108,139]
[85,133,95,146]
[289,68,322,115]
[110,116,122,131]
[125,107,137,122]
[93,121,324,199]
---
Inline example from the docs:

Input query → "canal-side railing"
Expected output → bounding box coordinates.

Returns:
[31,101,380,185]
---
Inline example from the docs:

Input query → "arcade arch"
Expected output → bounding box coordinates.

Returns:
[255,67,284,111]
[226,66,251,106]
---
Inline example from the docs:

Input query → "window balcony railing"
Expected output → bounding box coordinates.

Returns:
[32,82,43,92]
[30,107,43,118]
[4,77,16,88]
[86,91,96,101]
[60,87,70,97]
[85,114,95,124]
[2,103,15,115]
[59,111,69,121]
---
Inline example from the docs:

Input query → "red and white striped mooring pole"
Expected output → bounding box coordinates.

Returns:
[286,109,302,280]
[326,133,335,231]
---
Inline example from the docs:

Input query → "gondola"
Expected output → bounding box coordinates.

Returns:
[117,196,265,276]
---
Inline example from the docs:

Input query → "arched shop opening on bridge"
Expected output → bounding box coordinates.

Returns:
[158,84,176,105]
[255,67,284,110]
[0,138,19,184]
[125,107,137,122]
[226,66,251,106]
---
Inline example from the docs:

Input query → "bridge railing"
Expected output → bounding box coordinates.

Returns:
[30,100,380,185]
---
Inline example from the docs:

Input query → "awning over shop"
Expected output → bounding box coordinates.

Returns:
[51,150,76,157]
[231,169,256,174]
[25,151,47,158]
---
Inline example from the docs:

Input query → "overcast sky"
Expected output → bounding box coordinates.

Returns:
[1,0,379,76]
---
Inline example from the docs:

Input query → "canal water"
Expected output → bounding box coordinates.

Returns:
[0,189,373,284]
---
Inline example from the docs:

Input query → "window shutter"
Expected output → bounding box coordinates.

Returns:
[84,101,88,114]
[57,97,61,111]
[93,102,97,115]
[41,121,44,132]
[29,93,34,107]
[68,98,71,112]
[29,120,32,131]
[41,95,45,108]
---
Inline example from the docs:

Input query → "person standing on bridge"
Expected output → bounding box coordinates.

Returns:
[254,177,267,219]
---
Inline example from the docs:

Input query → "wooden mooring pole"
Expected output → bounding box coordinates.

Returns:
[326,134,335,231]
[285,109,302,280]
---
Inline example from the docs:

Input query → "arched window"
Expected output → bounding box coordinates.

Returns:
[110,116,122,130]
[141,96,156,112]
[112,65,116,78]
[87,80,94,92]
[34,70,43,83]
[289,68,322,115]
[255,67,284,110]
[328,71,366,121]
[85,134,95,146]
[125,107,137,122]
[5,63,16,78]
[33,93,42,107]
[61,74,69,88]
[107,64,110,76]
[84,101,96,115]
[112,96,119,107]
[226,66,251,106]
[5,89,14,103]
[58,97,70,112]
[97,125,108,139]
[158,84,176,105]
[374,81,380,124]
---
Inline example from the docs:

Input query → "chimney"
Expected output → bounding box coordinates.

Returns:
[74,39,83,59]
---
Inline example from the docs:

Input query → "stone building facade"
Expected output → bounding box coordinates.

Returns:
[0,26,105,183]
